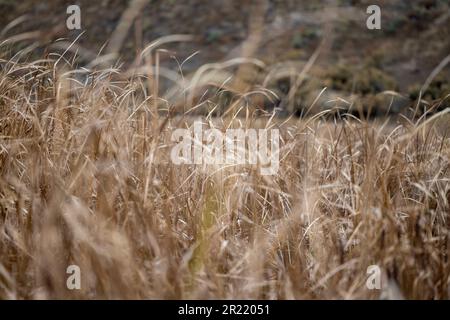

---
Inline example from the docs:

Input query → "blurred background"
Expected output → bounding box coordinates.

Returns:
[1,0,449,117]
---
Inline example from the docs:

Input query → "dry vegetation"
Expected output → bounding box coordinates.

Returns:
[1,31,450,299]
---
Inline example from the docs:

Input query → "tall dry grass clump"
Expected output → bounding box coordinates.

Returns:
[0,41,449,300]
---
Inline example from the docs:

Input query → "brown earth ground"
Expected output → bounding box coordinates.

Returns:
[1,0,449,116]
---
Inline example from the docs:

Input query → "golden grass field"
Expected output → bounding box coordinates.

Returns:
[1,41,449,300]
[1,0,450,299]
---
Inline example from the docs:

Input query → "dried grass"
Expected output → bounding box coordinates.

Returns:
[0,38,449,300]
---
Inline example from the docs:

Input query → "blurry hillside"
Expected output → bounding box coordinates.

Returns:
[1,0,449,117]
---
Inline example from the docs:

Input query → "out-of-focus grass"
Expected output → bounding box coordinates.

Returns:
[0,33,449,300]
